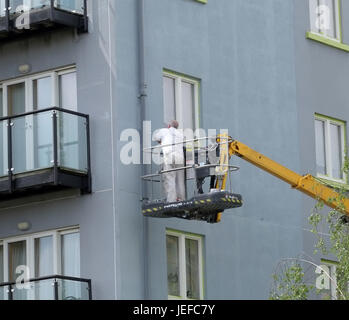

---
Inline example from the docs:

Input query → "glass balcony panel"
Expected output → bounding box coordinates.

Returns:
[0,285,9,300]
[12,279,54,300]
[9,1,85,14]
[0,120,8,177]
[57,278,89,300]
[12,111,54,175]
[54,0,84,14]
[30,0,50,10]
[58,112,87,173]
[0,277,91,300]
[12,284,28,300]
[9,0,50,14]
[9,0,25,14]
[0,1,5,17]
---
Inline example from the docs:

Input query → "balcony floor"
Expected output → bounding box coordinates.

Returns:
[0,167,90,201]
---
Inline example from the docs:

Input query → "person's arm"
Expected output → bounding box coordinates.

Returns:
[153,129,163,144]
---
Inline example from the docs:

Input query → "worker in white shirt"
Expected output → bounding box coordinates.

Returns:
[154,120,186,203]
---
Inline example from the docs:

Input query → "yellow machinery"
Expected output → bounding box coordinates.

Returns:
[142,134,349,223]
[214,134,349,223]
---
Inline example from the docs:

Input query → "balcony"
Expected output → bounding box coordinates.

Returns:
[0,275,92,300]
[0,0,88,40]
[0,107,91,201]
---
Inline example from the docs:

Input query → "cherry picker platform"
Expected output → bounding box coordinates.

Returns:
[142,190,243,223]
[142,135,242,223]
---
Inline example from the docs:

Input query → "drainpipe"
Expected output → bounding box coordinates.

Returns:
[138,0,149,300]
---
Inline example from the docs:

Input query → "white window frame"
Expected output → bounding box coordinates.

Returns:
[0,226,80,285]
[166,229,204,300]
[0,67,77,175]
[309,0,341,42]
[0,66,77,114]
[315,114,346,184]
[163,71,200,132]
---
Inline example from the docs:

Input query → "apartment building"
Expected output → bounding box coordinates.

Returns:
[0,0,347,300]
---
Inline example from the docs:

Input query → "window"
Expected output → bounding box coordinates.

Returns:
[309,0,341,40]
[163,71,200,132]
[315,114,346,183]
[315,261,338,299]
[0,67,77,116]
[0,67,79,176]
[0,244,3,284]
[0,228,80,285]
[166,230,204,300]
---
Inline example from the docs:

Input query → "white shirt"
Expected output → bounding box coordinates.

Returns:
[154,127,184,164]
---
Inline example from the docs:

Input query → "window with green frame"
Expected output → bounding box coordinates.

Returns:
[309,0,341,40]
[306,0,349,51]
[314,114,347,184]
[162,70,200,132]
[315,260,338,300]
[166,229,204,300]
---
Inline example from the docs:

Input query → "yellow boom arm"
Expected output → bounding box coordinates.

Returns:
[227,139,349,216]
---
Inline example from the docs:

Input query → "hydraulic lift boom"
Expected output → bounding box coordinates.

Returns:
[142,134,349,224]
[223,137,349,218]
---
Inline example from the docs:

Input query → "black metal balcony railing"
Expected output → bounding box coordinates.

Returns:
[0,275,92,300]
[0,107,91,200]
[0,0,88,39]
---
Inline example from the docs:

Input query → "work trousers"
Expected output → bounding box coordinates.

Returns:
[162,162,186,203]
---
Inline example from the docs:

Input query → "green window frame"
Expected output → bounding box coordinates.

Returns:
[315,260,338,300]
[306,0,349,52]
[314,114,347,186]
[166,229,204,300]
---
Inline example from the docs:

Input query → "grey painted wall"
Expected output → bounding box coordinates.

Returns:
[141,0,304,299]
[0,0,121,300]
[0,0,346,300]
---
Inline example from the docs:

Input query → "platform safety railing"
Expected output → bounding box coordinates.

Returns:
[142,135,239,203]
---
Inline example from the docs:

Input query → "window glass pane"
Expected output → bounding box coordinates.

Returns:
[30,0,50,10]
[185,238,200,299]
[321,0,337,38]
[33,76,52,110]
[163,76,176,124]
[0,1,5,17]
[315,119,327,175]
[309,0,320,33]
[55,0,84,14]
[309,0,338,38]
[0,245,3,283]
[8,240,26,282]
[166,235,180,297]
[61,232,81,300]
[0,88,6,177]
[181,81,195,131]
[61,232,80,277]
[9,0,24,14]
[0,88,3,117]
[8,82,25,116]
[58,112,87,172]
[330,123,343,179]
[309,0,339,38]
[59,72,77,111]
[35,236,53,277]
